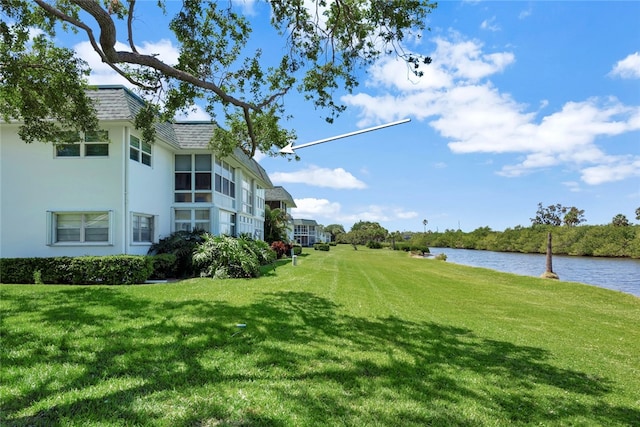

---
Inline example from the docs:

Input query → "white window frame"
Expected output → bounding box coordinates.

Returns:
[241,179,253,215]
[219,210,236,236]
[54,130,110,158]
[131,213,156,244]
[174,154,213,203]
[47,211,113,246]
[129,135,152,166]
[173,208,211,233]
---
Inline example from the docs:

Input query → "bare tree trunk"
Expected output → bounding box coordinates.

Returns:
[541,232,559,279]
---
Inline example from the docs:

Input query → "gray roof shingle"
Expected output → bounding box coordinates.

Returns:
[89,86,272,186]
[265,186,297,207]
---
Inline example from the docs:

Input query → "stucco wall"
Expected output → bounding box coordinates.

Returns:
[1,123,125,257]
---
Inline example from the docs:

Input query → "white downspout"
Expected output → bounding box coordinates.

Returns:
[123,126,129,254]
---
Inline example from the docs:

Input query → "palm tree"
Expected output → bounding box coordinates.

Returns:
[264,205,289,243]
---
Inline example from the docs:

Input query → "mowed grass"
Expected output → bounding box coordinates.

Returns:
[1,245,639,426]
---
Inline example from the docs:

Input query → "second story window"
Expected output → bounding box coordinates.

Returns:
[214,159,235,197]
[242,179,253,215]
[130,135,151,166]
[175,154,212,203]
[54,130,109,158]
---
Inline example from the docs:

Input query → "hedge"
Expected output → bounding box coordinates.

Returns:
[0,255,154,285]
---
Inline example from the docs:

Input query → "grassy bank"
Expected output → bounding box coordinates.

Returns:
[2,245,639,426]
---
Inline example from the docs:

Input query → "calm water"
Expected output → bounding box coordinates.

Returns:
[429,247,640,297]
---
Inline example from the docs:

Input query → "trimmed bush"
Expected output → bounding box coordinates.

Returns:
[314,243,330,251]
[0,256,153,285]
[149,254,178,280]
[148,230,206,278]
[366,240,383,249]
[292,244,302,255]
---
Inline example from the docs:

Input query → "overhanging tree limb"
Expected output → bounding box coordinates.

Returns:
[3,0,437,158]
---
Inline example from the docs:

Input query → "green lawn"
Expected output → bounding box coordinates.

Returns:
[2,245,639,426]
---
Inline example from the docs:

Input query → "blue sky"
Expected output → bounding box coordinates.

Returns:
[61,1,639,232]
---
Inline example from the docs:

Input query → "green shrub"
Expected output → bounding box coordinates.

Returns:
[193,234,270,279]
[366,240,383,249]
[314,243,330,251]
[393,242,411,252]
[0,256,153,284]
[239,235,277,266]
[1,257,72,284]
[148,230,206,277]
[329,241,337,246]
[66,256,153,285]
[270,241,289,259]
[292,244,302,255]
[435,253,447,261]
[149,254,178,280]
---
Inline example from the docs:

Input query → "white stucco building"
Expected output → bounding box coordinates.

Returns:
[292,219,330,247]
[0,86,272,258]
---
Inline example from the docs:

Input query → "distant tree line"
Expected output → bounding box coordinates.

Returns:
[323,205,640,259]
[421,225,639,258]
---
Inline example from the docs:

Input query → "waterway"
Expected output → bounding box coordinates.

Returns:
[428,247,640,297]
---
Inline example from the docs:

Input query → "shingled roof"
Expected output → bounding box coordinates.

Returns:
[89,86,272,187]
[265,186,297,208]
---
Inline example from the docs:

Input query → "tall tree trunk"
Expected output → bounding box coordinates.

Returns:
[542,232,559,279]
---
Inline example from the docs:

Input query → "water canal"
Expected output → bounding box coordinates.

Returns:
[428,247,640,297]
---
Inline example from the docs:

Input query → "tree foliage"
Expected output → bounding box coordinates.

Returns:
[611,214,630,227]
[324,224,346,242]
[531,203,586,227]
[348,220,388,244]
[422,225,640,258]
[1,0,436,157]
[264,205,289,244]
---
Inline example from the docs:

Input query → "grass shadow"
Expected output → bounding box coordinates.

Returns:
[1,289,637,426]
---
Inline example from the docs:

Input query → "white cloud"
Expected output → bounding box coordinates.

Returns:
[480,17,500,32]
[519,7,533,20]
[291,198,341,218]
[290,199,418,227]
[174,104,212,122]
[342,34,640,185]
[75,39,209,121]
[270,165,367,189]
[562,181,582,193]
[609,52,640,79]
[75,39,179,86]
[337,205,419,225]
[238,0,259,15]
[580,156,640,185]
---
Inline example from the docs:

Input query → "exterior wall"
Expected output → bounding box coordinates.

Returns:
[125,127,175,255]
[1,118,271,258]
[1,123,125,257]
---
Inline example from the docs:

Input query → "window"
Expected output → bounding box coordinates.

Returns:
[49,211,111,244]
[219,210,236,236]
[175,154,212,203]
[55,130,109,158]
[255,185,265,217]
[241,179,253,215]
[132,213,154,243]
[174,208,211,232]
[130,135,151,166]
[214,159,235,197]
